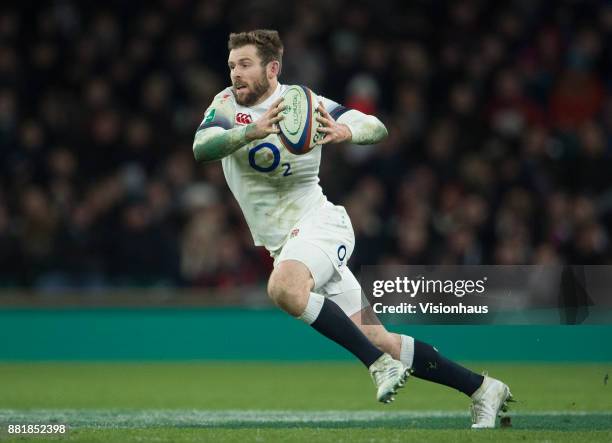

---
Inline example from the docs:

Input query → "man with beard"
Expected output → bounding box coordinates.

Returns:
[192,29,512,427]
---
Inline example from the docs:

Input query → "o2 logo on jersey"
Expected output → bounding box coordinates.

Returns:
[249,143,292,176]
[236,113,252,125]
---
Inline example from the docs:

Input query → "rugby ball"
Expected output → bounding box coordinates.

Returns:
[278,85,322,155]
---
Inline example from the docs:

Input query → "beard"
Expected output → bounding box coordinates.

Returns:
[232,71,270,106]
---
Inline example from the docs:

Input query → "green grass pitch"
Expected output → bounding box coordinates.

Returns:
[0,362,610,442]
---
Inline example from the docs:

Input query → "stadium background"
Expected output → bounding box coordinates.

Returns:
[0,1,611,441]
[1,0,611,291]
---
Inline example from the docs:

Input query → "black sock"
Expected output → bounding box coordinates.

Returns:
[310,298,383,367]
[411,340,484,396]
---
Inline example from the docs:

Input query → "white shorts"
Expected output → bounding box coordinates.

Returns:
[271,201,368,317]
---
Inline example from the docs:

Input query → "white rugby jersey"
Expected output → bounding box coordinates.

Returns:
[197,83,350,252]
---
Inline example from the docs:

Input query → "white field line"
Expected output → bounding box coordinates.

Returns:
[0,409,611,428]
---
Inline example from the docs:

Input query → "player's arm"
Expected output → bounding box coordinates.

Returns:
[315,102,388,146]
[193,97,286,163]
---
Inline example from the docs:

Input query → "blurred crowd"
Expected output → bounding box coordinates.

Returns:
[1,0,611,290]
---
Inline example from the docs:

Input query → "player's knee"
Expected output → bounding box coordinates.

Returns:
[266,276,283,304]
[267,270,310,317]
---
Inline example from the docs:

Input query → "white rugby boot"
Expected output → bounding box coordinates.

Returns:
[369,353,410,404]
[470,375,514,428]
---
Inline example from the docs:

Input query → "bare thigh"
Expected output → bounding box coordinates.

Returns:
[267,259,315,316]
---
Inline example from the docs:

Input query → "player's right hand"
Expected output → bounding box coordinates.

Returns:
[245,97,285,141]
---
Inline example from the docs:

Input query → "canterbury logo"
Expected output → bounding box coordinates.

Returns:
[235,113,252,124]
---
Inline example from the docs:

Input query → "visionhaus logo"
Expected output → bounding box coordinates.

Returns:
[372,301,490,315]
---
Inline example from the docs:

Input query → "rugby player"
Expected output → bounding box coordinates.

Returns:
[192,29,512,427]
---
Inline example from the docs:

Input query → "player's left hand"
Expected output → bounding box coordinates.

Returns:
[316,103,352,145]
